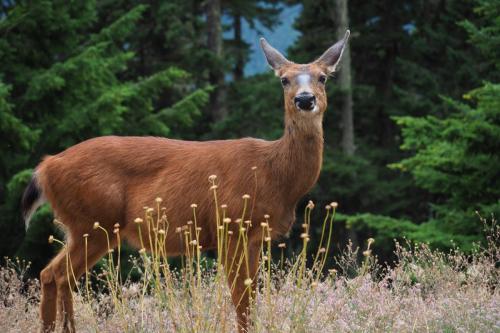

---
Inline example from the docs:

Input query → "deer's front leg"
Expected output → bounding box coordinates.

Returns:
[225,241,260,333]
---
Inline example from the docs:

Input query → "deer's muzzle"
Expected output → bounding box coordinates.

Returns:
[294,93,316,111]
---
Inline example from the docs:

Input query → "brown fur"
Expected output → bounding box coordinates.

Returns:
[30,35,349,333]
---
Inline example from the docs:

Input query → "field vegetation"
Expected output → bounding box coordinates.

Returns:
[1,203,498,332]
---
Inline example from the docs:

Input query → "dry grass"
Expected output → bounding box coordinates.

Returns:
[1,210,499,333]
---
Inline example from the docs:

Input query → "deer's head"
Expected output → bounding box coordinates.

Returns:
[260,31,350,119]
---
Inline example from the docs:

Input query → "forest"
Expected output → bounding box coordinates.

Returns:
[1,0,498,271]
[0,1,499,332]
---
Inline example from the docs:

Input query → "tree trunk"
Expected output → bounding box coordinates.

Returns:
[333,0,355,155]
[332,0,358,250]
[206,0,226,121]
[233,13,244,80]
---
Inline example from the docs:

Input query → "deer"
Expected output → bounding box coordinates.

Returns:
[21,31,350,333]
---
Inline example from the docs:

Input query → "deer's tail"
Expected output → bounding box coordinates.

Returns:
[21,172,45,230]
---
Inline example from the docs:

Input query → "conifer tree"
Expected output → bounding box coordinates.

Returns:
[0,2,209,268]
[391,0,500,249]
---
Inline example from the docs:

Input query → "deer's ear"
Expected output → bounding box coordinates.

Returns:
[260,38,291,75]
[316,30,350,74]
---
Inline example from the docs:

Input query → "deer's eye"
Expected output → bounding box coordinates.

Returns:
[318,75,327,84]
[280,77,290,86]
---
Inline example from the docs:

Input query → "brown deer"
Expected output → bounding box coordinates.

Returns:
[22,31,349,333]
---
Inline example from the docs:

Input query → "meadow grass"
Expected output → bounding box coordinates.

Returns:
[0,202,498,332]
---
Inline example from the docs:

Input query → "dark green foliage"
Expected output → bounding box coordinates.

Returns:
[392,82,500,250]
[460,0,500,73]
[223,1,281,78]
[0,1,209,267]
[386,0,500,252]
[0,0,498,274]
[276,0,498,256]
[212,73,283,139]
[0,81,38,181]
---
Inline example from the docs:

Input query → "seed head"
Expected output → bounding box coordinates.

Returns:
[190,240,197,246]
[210,185,218,191]
[264,237,271,242]
[134,218,143,224]
[175,227,182,233]
[139,248,146,254]
[223,218,231,224]
[244,278,252,286]
[221,204,228,209]
[83,233,89,238]
[113,228,119,234]
[108,249,114,254]
[187,220,193,225]
[264,214,270,219]
[244,220,251,225]
[363,250,372,257]
[242,194,250,200]
[158,229,166,235]
[307,200,315,209]
[300,233,308,239]
[330,202,338,208]
[208,175,217,182]
[155,197,162,203]
[228,231,233,235]
[114,223,120,228]
[235,218,242,224]
[329,269,338,275]
[146,207,154,213]
[251,166,257,171]
[239,227,246,233]
[93,222,100,229]
[196,227,202,231]
[302,223,308,229]
[367,238,375,246]
[48,235,54,244]
[190,203,198,208]
[260,222,269,228]
[278,243,286,248]
[218,226,224,230]
[325,205,332,210]
[319,247,326,253]
[262,256,269,261]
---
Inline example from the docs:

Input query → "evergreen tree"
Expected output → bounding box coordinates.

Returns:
[284,0,491,258]
[223,0,281,80]
[390,0,500,249]
[0,2,209,271]
[343,0,499,252]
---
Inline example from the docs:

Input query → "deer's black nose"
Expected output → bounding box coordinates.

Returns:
[294,93,316,111]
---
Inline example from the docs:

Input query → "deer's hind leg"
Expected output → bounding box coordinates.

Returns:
[40,228,114,333]
[40,250,64,333]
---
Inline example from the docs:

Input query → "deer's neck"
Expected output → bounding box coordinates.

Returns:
[269,113,324,204]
